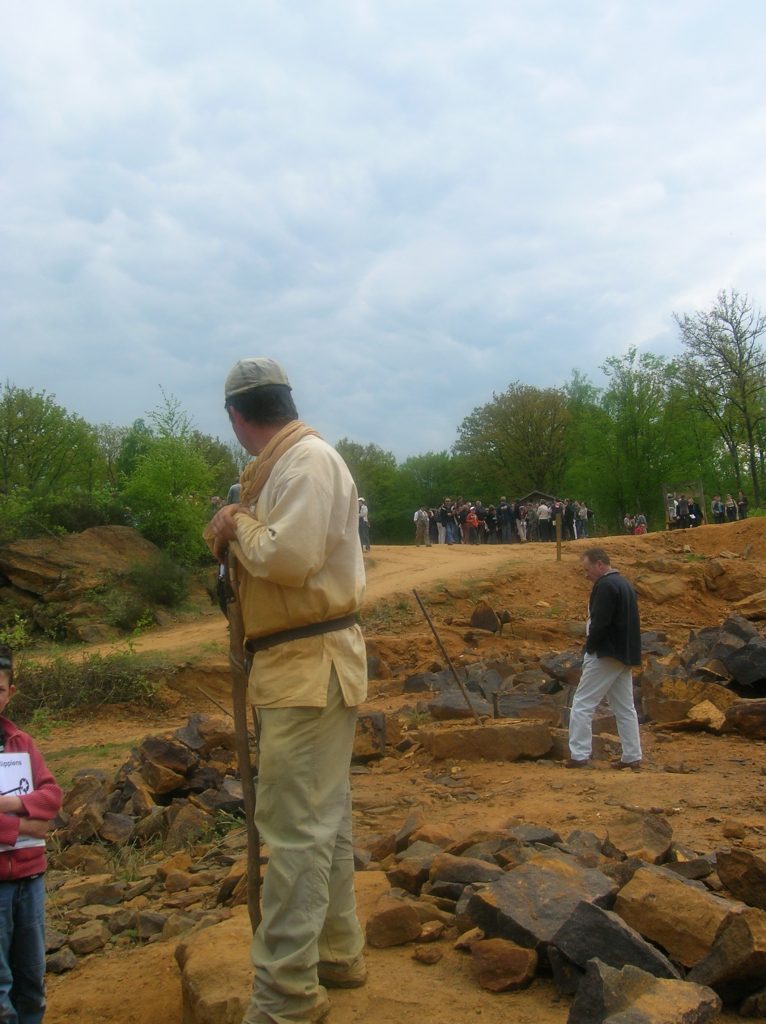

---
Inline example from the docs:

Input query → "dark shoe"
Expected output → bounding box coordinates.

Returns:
[611,759,642,771]
[564,757,590,769]
[317,956,367,989]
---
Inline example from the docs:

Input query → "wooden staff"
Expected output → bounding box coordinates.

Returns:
[226,551,262,932]
[412,588,483,726]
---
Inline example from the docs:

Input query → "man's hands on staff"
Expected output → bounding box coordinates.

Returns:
[209,504,245,561]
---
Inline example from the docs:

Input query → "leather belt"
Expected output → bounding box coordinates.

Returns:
[245,614,357,655]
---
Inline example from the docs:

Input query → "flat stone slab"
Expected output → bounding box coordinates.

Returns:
[418,720,552,761]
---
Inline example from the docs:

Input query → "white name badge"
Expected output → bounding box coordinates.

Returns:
[0,752,45,850]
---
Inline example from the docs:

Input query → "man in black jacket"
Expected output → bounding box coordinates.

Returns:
[567,547,643,770]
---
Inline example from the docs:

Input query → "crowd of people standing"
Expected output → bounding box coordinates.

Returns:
[411,496,593,546]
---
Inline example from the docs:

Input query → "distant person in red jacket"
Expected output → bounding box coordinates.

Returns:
[0,644,62,1023]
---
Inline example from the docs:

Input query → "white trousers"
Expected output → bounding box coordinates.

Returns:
[244,668,364,1024]
[568,653,642,762]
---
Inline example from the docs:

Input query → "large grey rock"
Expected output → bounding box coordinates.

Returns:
[551,899,681,979]
[427,691,493,721]
[725,637,766,686]
[466,852,617,950]
[568,959,721,1024]
[493,690,562,725]
[688,906,766,1003]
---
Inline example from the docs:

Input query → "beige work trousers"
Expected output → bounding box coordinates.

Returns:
[243,667,364,1024]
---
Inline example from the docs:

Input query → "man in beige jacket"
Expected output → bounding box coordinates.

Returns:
[208,358,367,1024]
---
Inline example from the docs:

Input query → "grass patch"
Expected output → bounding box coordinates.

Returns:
[12,649,167,723]
[362,596,418,633]
[43,741,132,791]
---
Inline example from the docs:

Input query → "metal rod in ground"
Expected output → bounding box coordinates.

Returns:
[412,588,483,726]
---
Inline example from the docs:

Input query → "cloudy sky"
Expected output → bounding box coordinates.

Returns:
[3,1,766,460]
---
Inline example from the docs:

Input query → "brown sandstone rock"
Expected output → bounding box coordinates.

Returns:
[602,811,673,864]
[641,676,737,724]
[176,907,252,1024]
[470,601,501,633]
[715,848,766,910]
[419,720,552,761]
[412,944,443,964]
[365,897,422,948]
[470,938,537,991]
[52,843,111,874]
[68,920,111,955]
[615,866,737,967]
[734,589,766,620]
[725,698,766,739]
[0,526,159,597]
[467,852,617,950]
[165,803,212,851]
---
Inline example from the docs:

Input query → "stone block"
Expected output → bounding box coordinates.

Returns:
[551,899,681,978]
[418,720,552,761]
[688,906,766,1003]
[568,958,721,1024]
[467,853,617,950]
[602,811,673,864]
[176,908,252,1024]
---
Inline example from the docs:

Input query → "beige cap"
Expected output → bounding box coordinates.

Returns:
[224,358,291,399]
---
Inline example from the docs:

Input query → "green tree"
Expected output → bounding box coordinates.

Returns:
[674,289,766,506]
[0,382,102,495]
[122,393,217,562]
[335,439,403,541]
[453,382,570,496]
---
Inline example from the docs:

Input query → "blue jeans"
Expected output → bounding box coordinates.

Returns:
[0,874,46,1024]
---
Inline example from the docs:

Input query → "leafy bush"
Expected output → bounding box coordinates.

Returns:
[127,553,190,607]
[96,590,152,632]
[44,486,129,533]
[0,613,33,649]
[11,650,163,722]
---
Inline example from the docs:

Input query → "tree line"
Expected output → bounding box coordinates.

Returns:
[1,289,764,556]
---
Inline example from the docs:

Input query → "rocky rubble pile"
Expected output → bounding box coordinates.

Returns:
[55,713,245,854]
[392,613,766,751]
[45,707,389,976]
[358,808,766,1020]
[46,834,248,975]
[45,712,252,972]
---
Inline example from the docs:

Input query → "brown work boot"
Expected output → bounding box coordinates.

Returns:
[564,757,590,769]
[318,955,367,989]
[611,758,642,771]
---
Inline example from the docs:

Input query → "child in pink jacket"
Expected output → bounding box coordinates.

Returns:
[0,644,62,1023]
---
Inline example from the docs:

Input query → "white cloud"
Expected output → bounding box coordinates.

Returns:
[2,1,766,458]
